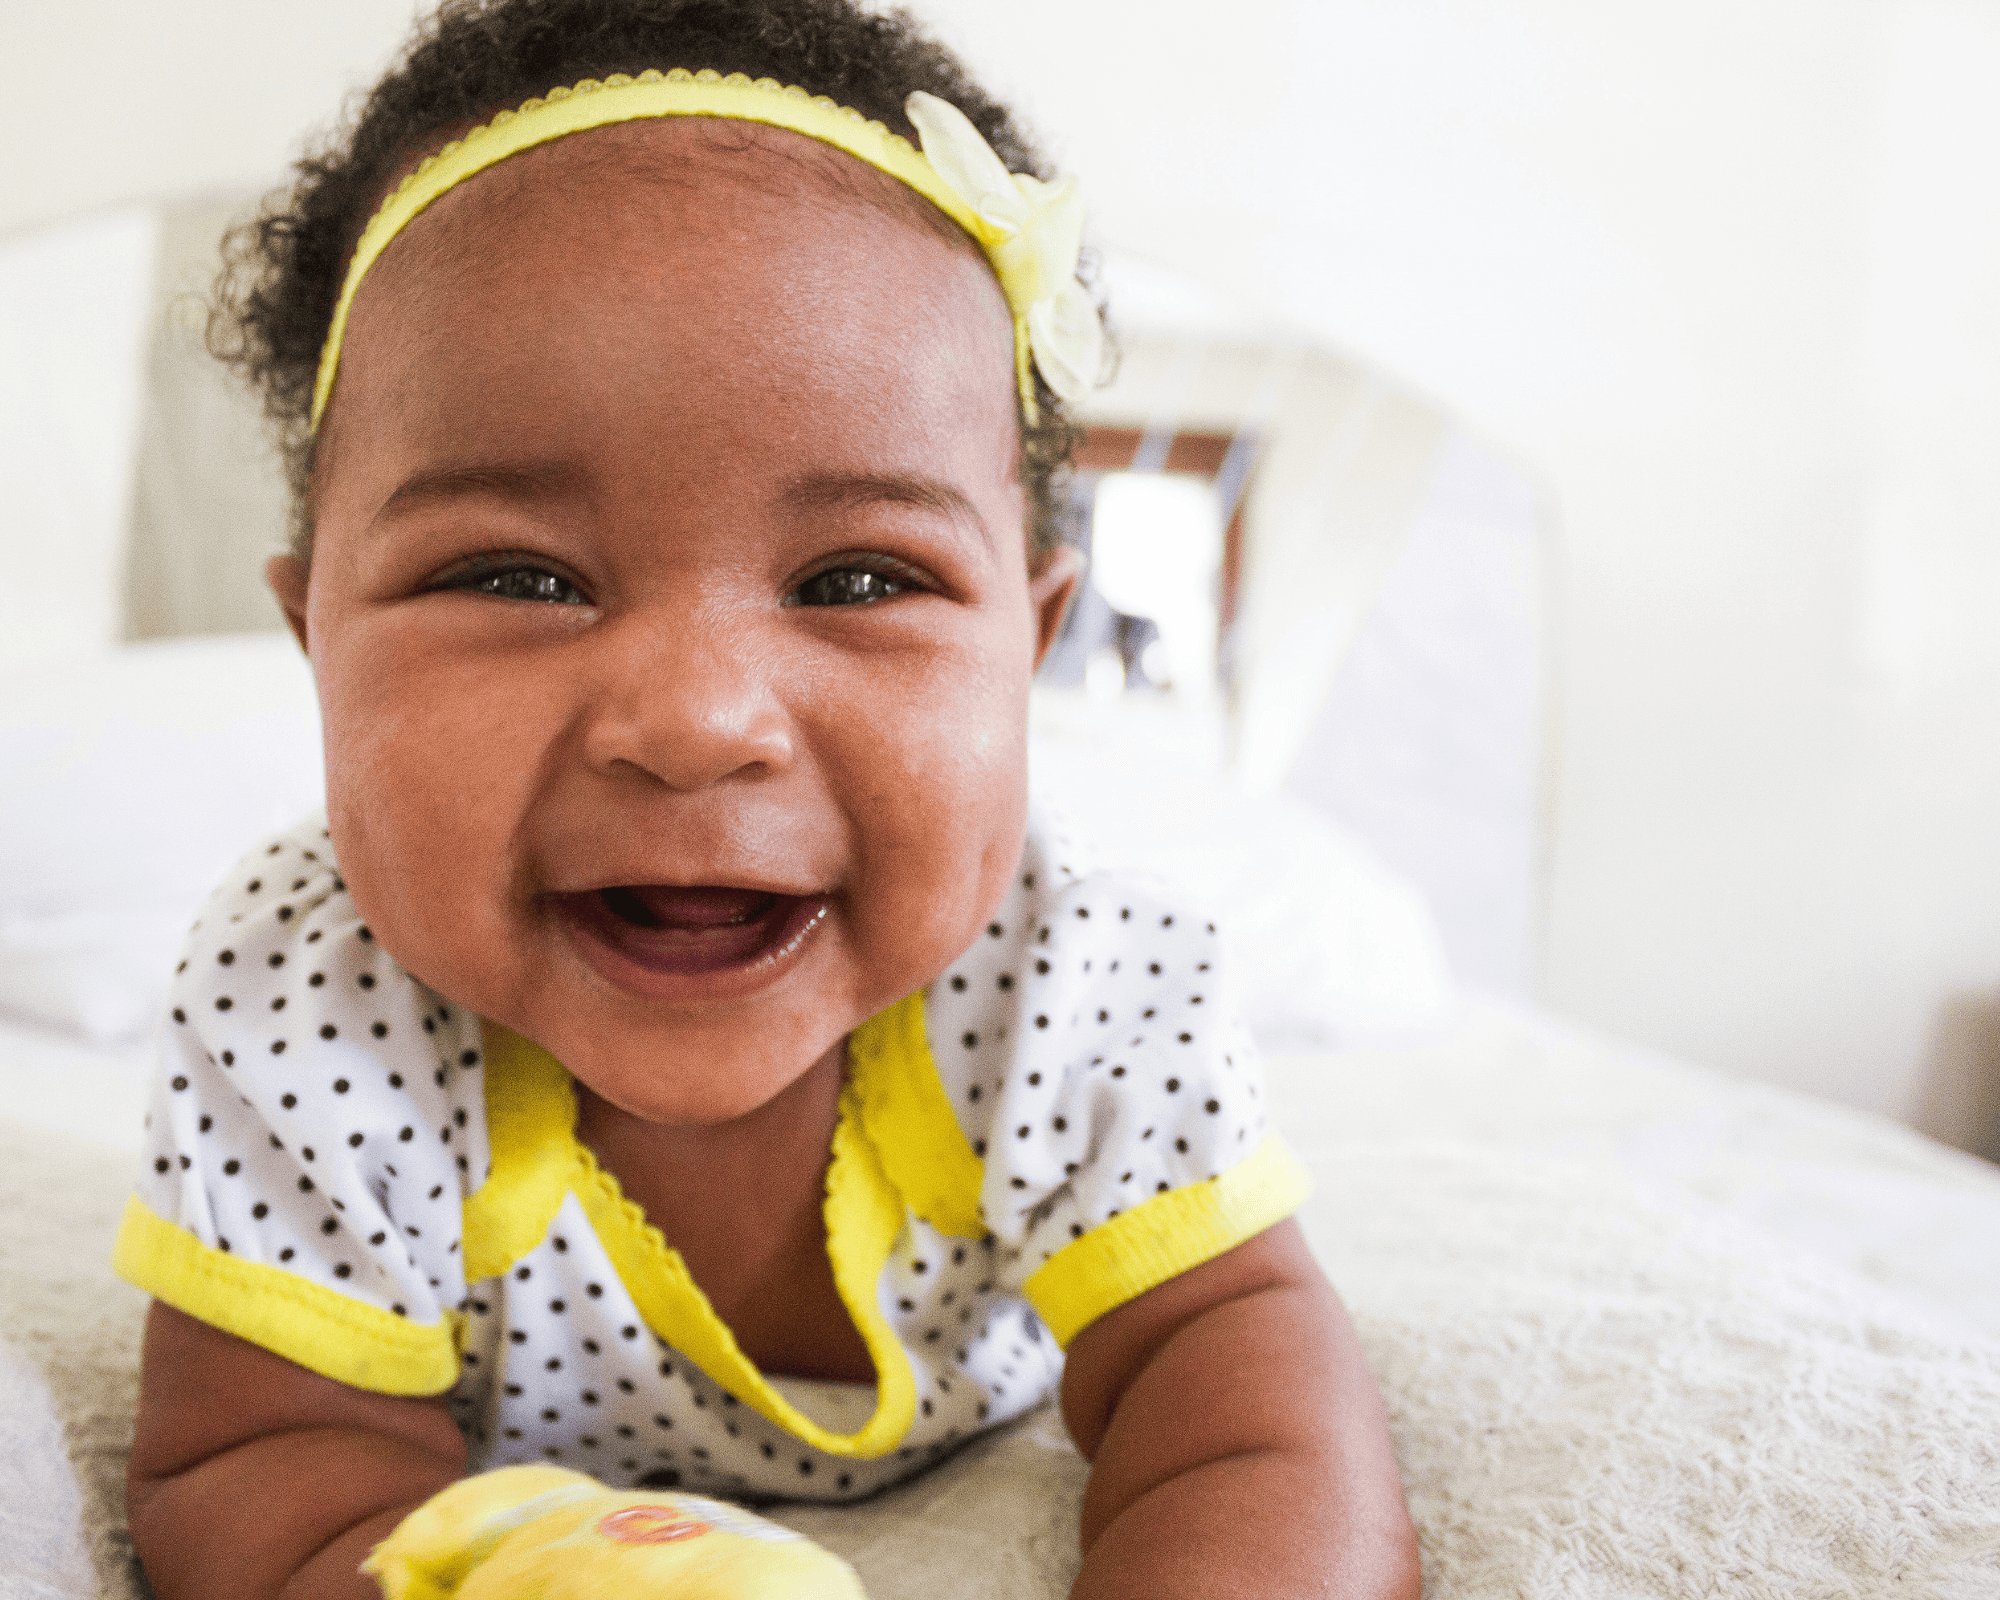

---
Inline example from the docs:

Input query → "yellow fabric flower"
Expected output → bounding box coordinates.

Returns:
[905,90,1104,405]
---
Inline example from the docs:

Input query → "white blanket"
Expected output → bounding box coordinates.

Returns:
[4,1004,1998,1598]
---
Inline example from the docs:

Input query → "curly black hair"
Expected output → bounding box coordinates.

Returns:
[210,0,1092,563]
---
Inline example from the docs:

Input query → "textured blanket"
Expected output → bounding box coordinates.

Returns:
[5,1005,1998,1598]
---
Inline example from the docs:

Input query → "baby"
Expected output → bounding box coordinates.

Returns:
[115,1,1418,1596]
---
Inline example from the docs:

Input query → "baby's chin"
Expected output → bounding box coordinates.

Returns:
[551,1007,854,1127]
[493,901,888,1126]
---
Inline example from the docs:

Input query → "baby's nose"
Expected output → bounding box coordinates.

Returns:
[579,609,795,791]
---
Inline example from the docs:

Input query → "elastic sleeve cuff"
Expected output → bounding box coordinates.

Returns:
[1021,1135,1313,1346]
[113,1195,461,1395]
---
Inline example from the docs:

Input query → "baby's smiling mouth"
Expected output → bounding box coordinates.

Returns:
[553,883,830,982]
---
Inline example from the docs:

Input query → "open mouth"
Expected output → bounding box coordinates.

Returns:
[553,884,829,980]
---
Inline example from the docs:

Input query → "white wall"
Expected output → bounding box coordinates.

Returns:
[5,1,1997,1149]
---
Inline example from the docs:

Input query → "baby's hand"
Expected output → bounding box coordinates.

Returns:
[366,1464,867,1600]
[1058,1221,1420,1600]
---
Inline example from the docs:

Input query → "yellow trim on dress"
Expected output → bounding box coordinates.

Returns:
[465,1017,924,1459]
[462,1026,579,1283]
[1022,1135,1314,1347]
[112,1195,461,1395]
[848,991,987,1239]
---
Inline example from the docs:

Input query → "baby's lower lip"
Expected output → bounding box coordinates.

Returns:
[551,886,830,986]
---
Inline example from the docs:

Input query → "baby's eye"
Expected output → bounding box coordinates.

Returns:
[790,565,914,607]
[451,564,588,605]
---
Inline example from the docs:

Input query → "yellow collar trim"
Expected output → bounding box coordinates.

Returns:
[309,68,1057,432]
[467,993,971,1459]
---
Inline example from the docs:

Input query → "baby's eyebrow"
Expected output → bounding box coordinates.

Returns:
[784,471,990,549]
[375,459,580,520]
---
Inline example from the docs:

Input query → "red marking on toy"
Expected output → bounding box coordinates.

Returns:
[597,1505,712,1545]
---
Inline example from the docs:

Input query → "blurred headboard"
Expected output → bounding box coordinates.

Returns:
[0,201,1556,996]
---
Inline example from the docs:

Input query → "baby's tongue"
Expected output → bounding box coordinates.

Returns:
[614,885,775,930]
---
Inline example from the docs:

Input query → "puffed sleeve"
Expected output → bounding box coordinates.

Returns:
[923,821,1312,1347]
[113,818,489,1395]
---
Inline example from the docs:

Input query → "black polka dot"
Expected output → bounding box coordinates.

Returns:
[171,1075,189,1092]
[271,1039,287,1055]
[214,997,233,1012]
[218,951,235,966]
[962,1031,978,1049]
[319,1024,337,1040]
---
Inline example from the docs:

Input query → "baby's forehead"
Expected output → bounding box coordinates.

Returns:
[314,120,1027,551]
[374,116,985,304]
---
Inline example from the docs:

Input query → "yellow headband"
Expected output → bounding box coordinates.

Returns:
[309,68,1103,434]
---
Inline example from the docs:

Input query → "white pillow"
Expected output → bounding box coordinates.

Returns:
[1028,689,1456,1047]
[0,634,322,1041]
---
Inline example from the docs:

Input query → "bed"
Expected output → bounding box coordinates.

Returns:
[4,201,1998,1599]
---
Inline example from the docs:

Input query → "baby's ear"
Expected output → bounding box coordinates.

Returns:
[1028,543,1085,670]
[265,553,311,654]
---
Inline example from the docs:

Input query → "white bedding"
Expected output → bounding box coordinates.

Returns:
[5,1003,1997,1599]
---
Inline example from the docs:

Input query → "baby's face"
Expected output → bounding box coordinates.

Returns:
[274,123,1079,1124]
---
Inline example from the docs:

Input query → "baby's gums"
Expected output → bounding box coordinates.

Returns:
[267,118,1081,1131]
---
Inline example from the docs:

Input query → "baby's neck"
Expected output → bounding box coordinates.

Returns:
[572,1039,872,1380]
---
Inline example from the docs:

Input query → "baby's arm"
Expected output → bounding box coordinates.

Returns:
[1059,1219,1420,1600]
[127,1302,466,1600]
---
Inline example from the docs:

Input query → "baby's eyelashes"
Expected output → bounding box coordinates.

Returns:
[791,567,910,607]
[785,552,935,608]
[434,554,591,606]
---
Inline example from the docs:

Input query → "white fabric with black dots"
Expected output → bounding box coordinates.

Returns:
[135,816,486,1322]
[925,817,1267,1279]
[131,806,1279,1503]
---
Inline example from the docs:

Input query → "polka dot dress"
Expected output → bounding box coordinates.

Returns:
[121,808,1297,1504]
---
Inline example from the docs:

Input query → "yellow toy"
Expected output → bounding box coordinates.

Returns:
[366,1465,868,1600]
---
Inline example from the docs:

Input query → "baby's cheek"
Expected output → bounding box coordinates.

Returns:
[837,667,1030,972]
[315,638,551,1004]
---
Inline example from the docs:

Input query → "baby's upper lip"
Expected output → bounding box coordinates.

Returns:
[545,869,829,899]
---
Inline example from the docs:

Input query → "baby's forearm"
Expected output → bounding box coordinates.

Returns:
[1070,1443,1416,1600]
[130,1425,456,1600]
[1063,1244,1420,1600]
[128,1304,467,1600]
